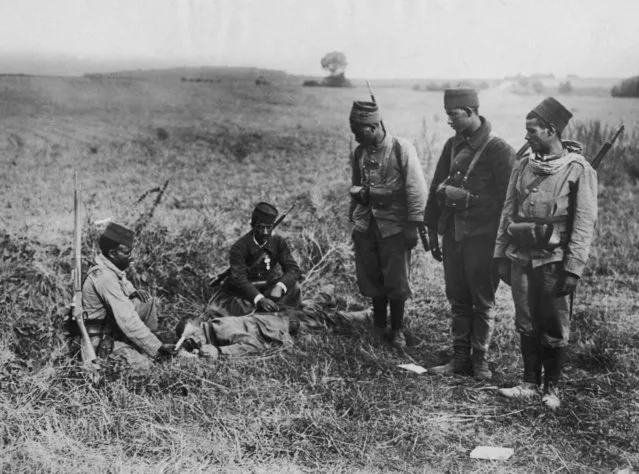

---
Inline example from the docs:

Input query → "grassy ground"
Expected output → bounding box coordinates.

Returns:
[1,75,638,473]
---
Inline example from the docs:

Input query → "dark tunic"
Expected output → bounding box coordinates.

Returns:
[208,232,303,316]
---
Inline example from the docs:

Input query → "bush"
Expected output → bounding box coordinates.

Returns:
[558,80,573,94]
[611,76,639,97]
[320,73,353,88]
[568,120,639,187]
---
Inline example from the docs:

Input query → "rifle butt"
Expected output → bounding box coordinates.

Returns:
[73,301,97,363]
[417,224,430,252]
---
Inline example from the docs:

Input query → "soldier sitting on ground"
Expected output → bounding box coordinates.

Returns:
[79,222,175,371]
[208,202,303,316]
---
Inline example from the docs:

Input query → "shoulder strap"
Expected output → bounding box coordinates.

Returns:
[518,157,582,205]
[520,173,549,205]
[353,145,366,183]
[461,134,494,184]
[392,137,406,182]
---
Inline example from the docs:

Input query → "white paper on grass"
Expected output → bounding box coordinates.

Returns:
[470,446,514,461]
[397,363,428,374]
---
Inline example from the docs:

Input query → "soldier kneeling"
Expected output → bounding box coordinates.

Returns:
[208,202,303,316]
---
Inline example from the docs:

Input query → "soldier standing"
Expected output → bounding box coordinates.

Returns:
[349,100,428,349]
[425,89,516,379]
[495,97,598,409]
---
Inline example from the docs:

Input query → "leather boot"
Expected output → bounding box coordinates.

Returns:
[453,343,472,375]
[372,297,389,340]
[541,346,566,410]
[520,334,542,386]
[372,297,388,329]
[472,349,492,380]
[428,343,471,376]
[389,299,406,349]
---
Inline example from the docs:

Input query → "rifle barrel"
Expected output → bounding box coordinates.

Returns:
[72,172,97,363]
[590,125,624,170]
[365,79,386,134]
[516,142,530,159]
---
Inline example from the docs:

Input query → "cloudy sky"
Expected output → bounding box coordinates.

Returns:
[0,0,637,78]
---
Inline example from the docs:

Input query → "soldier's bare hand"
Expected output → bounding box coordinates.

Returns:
[130,290,151,303]
[267,285,284,301]
[257,297,279,313]
[556,273,579,297]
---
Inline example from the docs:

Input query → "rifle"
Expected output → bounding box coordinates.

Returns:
[591,125,624,169]
[516,142,531,159]
[72,172,97,364]
[365,80,429,252]
[365,80,386,135]
[209,203,296,287]
[514,123,624,164]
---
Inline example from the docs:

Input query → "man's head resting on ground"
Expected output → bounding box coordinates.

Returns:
[251,202,278,246]
[99,222,134,271]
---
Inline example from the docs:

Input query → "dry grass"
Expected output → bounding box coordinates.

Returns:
[1,75,638,473]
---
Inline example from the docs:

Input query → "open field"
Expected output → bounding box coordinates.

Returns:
[1,74,638,473]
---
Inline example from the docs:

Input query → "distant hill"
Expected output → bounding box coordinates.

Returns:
[92,65,295,84]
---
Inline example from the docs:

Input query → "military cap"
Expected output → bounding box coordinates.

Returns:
[102,222,134,247]
[444,88,479,109]
[251,202,278,225]
[530,97,573,134]
[349,101,381,124]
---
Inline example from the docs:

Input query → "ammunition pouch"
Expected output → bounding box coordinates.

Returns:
[349,185,370,206]
[442,185,476,211]
[368,185,396,209]
[507,222,564,250]
[83,317,117,358]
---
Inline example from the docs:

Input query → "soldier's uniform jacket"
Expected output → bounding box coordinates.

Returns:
[82,254,162,357]
[349,132,428,238]
[494,151,598,277]
[424,118,515,241]
[225,232,302,303]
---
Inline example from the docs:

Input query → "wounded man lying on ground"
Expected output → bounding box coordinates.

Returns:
[176,285,372,358]
[75,222,175,372]
[208,202,303,316]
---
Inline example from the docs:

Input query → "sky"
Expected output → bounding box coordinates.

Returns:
[0,0,638,79]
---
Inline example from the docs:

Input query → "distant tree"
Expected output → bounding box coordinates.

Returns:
[320,51,348,77]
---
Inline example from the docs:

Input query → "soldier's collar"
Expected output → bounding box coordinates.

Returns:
[251,234,276,252]
[366,131,392,153]
[454,116,491,151]
[96,253,126,278]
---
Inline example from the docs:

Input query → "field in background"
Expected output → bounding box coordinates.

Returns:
[1,74,638,473]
